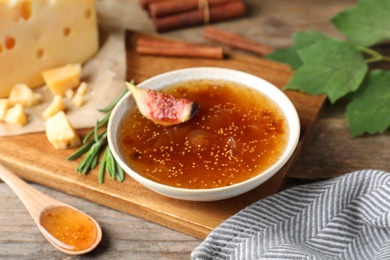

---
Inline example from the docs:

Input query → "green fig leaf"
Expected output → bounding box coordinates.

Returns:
[331,0,390,46]
[266,31,331,69]
[285,38,368,103]
[346,70,390,137]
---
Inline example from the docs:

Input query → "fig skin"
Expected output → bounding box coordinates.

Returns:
[126,82,199,126]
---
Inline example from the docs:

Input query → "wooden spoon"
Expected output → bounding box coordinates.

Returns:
[0,163,102,255]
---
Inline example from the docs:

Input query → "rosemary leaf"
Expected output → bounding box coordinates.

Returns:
[67,139,95,161]
[93,121,99,143]
[98,148,109,184]
[76,132,107,174]
[67,130,107,160]
[102,150,112,179]
[77,153,94,174]
[82,112,111,144]
[90,152,99,170]
[107,148,124,182]
[97,146,125,183]
[108,153,116,178]
[116,162,125,182]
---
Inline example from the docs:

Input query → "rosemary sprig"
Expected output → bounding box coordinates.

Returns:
[67,86,129,183]
[82,84,130,144]
[99,147,125,183]
[76,130,107,174]
[67,129,107,160]
[82,112,111,144]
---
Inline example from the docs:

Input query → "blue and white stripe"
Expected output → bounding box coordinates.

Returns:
[192,170,390,259]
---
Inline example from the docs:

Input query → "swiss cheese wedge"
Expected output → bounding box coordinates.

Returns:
[0,0,98,98]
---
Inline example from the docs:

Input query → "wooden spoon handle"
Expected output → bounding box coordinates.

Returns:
[0,163,62,223]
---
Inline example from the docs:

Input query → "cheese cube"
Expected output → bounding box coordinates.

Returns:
[65,89,75,99]
[42,64,82,96]
[42,95,65,120]
[72,94,86,107]
[0,0,98,98]
[0,98,10,121]
[76,82,88,96]
[45,111,81,149]
[8,83,42,107]
[4,103,28,126]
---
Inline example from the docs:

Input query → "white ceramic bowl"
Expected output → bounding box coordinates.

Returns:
[108,67,300,201]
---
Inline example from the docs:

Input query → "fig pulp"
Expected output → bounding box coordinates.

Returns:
[126,82,199,126]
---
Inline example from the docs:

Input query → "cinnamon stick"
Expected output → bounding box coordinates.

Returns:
[149,0,238,18]
[139,0,165,10]
[204,26,275,56]
[136,38,224,59]
[153,0,246,32]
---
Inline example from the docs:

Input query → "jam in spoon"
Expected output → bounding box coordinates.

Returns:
[0,163,102,255]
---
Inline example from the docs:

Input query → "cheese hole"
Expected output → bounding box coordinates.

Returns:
[63,27,71,37]
[5,37,16,50]
[85,9,92,19]
[21,1,32,20]
[36,49,44,59]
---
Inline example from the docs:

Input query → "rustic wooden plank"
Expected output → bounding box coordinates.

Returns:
[0,30,325,240]
[0,183,200,259]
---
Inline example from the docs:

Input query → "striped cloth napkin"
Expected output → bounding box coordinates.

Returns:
[191,169,390,259]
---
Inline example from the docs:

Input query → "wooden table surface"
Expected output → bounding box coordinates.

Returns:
[3,0,390,259]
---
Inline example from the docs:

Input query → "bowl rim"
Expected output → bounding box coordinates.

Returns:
[108,67,300,200]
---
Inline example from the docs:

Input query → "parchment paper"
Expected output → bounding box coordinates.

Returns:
[0,26,127,137]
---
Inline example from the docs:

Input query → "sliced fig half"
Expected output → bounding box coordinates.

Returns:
[126,82,199,126]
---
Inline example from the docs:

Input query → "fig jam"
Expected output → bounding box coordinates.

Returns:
[118,80,288,189]
[39,206,98,251]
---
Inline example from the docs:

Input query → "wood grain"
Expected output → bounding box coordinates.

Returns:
[289,100,390,180]
[0,163,102,255]
[0,183,200,259]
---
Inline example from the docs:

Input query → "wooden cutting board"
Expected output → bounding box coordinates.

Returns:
[0,31,325,240]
